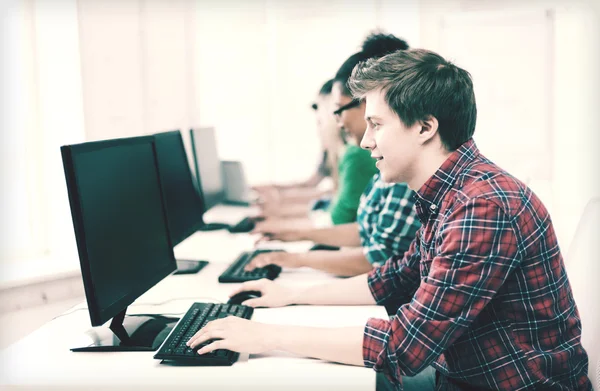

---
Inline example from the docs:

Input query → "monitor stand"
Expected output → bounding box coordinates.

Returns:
[199,222,231,231]
[71,309,178,352]
[174,259,209,275]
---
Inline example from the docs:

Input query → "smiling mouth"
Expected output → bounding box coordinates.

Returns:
[373,157,383,161]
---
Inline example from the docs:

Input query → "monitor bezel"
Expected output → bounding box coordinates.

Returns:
[61,136,177,327]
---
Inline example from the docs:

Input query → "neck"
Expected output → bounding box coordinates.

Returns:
[408,144,452,191]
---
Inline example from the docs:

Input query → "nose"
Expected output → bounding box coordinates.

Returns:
[360,126,375,151]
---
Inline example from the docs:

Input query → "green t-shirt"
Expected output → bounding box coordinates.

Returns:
[329,144,378,224]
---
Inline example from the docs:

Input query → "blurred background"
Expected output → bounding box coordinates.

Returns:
[0,0,599,347]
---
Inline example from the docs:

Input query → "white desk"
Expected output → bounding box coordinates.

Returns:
[1,206,387,390]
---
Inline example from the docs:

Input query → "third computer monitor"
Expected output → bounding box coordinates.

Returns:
[190,127,225,211]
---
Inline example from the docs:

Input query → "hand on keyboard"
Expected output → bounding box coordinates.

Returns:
[250,219,303,242]
[228,279,296,308]
[187,316,276,356]
[244,251,304,271]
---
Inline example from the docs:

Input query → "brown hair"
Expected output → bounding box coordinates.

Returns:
[348,48,477,151]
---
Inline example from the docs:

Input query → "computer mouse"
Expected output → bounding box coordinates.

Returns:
[227,290,262,305]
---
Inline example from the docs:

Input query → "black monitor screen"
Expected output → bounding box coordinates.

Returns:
[153,131,205,246]
[61,136,176,327]
[190,127,225,210]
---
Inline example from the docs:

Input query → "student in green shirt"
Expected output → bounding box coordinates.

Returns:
[253,33,410,234]
[327,143,376,223]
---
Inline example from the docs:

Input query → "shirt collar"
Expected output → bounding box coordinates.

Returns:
[414,138,480,218]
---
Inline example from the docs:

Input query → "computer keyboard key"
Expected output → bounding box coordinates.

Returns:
[208,305,220,318]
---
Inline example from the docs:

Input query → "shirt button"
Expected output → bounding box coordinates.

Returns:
[430,204,437,212]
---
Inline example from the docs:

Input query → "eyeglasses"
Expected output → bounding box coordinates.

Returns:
[333,99,361,117]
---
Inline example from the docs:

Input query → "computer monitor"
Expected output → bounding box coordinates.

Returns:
[189,128,257,233]
[61,136,178,351]
[221,160,253,206]
[153,130,211,274]
[189,127,225,210]
[153,130,206,245]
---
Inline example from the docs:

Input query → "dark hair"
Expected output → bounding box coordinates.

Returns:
[334,32,409,96]
[319,79,335,95]
[348,49,477,151]
[312,79,335,110]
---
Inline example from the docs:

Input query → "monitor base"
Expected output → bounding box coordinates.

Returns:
[199,222,231,231]
[71,313,178,352]
[174,259,209,275]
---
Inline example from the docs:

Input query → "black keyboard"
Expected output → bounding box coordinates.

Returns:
[154,302,253,365]
[228,217,255,233]
[218,249,283,283]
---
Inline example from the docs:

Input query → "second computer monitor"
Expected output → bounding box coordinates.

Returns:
[154,130,205,246]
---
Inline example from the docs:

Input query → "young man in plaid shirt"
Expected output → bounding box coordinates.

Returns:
[245,173,420,277]
[188,49,591,390]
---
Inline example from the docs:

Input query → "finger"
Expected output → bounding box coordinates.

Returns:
[188,329,225,349]
[255,255,279,269]
[187,318,224,346]
[244,258,259,271]
[253,235,271,246]
[197,340,226,355]
[245,254,270,271]
[186,325,209,346]
[228,279,266,297]
[242,298,262,308]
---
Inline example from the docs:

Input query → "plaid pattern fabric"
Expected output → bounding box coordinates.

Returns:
[357,174,420,265]
[363,139,591,390]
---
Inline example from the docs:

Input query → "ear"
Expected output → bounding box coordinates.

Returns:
[417,115,439,145]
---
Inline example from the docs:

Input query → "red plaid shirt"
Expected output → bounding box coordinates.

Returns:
[364,139,591,390]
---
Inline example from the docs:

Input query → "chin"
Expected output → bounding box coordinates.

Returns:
[381,169,406,184]
[378,171,394,184]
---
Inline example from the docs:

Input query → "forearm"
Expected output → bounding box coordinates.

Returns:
[302,248,373,277]
[292,273,376,306]
[272,202,311,218]
[271,325,365,366]
[279,173,323,190]
[297,223,361,247]
[279,188,329,203]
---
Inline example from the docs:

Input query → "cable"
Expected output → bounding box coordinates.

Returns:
[51,296,224,321]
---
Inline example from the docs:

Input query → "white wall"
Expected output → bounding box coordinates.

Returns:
[0,0,40,261]
[2,0,419,262]
[77,0,421,185]
[7,0,594,263]
[1,0,85,263]
[420,0,600,251]
[192,0,420,185]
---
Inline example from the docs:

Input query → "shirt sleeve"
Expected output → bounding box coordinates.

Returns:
[363,198,521,386]
[367,229,423,312]
[363,184,421,265]
[329,147,377,224]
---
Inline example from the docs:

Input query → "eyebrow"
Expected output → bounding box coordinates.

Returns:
[366,115,383,122]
